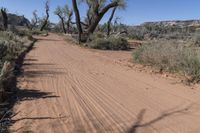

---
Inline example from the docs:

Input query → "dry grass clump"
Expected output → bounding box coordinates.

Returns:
[133,40,200,83]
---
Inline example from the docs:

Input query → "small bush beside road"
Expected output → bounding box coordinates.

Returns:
[89,36,130,50]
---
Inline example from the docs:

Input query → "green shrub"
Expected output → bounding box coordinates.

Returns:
[0,30,34,132]
[190,36,200,47]
[0,31,30,69]
[89,37,130,50]
[31,30,47,36]
[133,40,200,83]
[89,38,110,50]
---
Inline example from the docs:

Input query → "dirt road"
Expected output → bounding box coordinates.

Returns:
[11,34,200,133]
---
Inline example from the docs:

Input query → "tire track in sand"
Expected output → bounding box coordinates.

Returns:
[11,33,200,133]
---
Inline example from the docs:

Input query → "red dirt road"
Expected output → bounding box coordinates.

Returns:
[11,34,200,133]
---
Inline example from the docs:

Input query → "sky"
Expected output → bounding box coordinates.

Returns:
[0,0,200,25]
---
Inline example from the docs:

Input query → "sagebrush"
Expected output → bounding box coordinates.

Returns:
[133,40,200,83]
[89,36,130,50]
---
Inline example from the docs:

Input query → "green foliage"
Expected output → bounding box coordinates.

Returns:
[0,31,31,69]
[133,40,200,83]
[0,31,34,132]
[89,36,130,50]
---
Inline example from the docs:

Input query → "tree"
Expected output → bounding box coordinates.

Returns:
[1,8,8,30]
[54,6,67,33]
[72,0,126,41]
[107,7,117,36]
[72,0,83,43]
[107,0,125,36]
[30,10,39,30]
[86,0,126,34]
[54,5,73,34]
[64,5,73,33]
[40,0,50,31]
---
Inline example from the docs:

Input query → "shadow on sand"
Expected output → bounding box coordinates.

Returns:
[10,50,67,129]
[128,104,192,133]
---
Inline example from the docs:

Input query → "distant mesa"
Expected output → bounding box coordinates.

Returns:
[0,13,30,27]
[141,20,200,27]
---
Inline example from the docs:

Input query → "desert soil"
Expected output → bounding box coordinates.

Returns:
[10,34,200,133]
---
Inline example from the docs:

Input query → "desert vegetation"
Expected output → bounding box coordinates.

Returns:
[57,0,131,50]
[0,7,37,132]
[1,0,200,132]
[0,2,54,127]
[133,39,200,83]
[130,20,200,83]
[49,0,200,82]
[0,31,35,132]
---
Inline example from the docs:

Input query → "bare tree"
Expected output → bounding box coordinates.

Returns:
[40,0,50,31]
[1,8,8,30]
[30,10,39,30]
[107,7,117,36]
[64,5,73,33]
[72,0,126,41]
[54,6,67,33]
[54,5,73,34]
[86,0,125,34]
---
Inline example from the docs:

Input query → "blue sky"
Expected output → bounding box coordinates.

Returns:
[0,0,199,25]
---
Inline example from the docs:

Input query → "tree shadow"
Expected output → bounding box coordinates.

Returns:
[23,63,55,66]
[128,105,192,133]
[23,58,38,62]
[16,89,59,101]
[15,60,64,101]
[11,115,67,133]
[22,70,65,78]
[19,58,66,78]
[37,38,63,42]
[12,115,66,123]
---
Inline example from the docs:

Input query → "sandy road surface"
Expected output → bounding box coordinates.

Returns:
[11,34,200,133]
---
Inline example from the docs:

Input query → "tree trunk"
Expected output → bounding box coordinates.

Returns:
[57,15,66,34]
[40,1,49,31]
[1,9,8,31]
[40,16,49,31]
[107,7,117,36]
[61,18,66,34]
[66,13,73,33]
[67,19,70,33]
[87,1,118,35]
[72,0,83,43]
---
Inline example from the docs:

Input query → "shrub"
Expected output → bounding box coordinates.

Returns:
[0,30,34,132]
[133,40,200,83]
[0,31,31,69]
[31,30,48,36]
[89,38,110,50]
[190,36,200,47]
[89,37,130,50]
